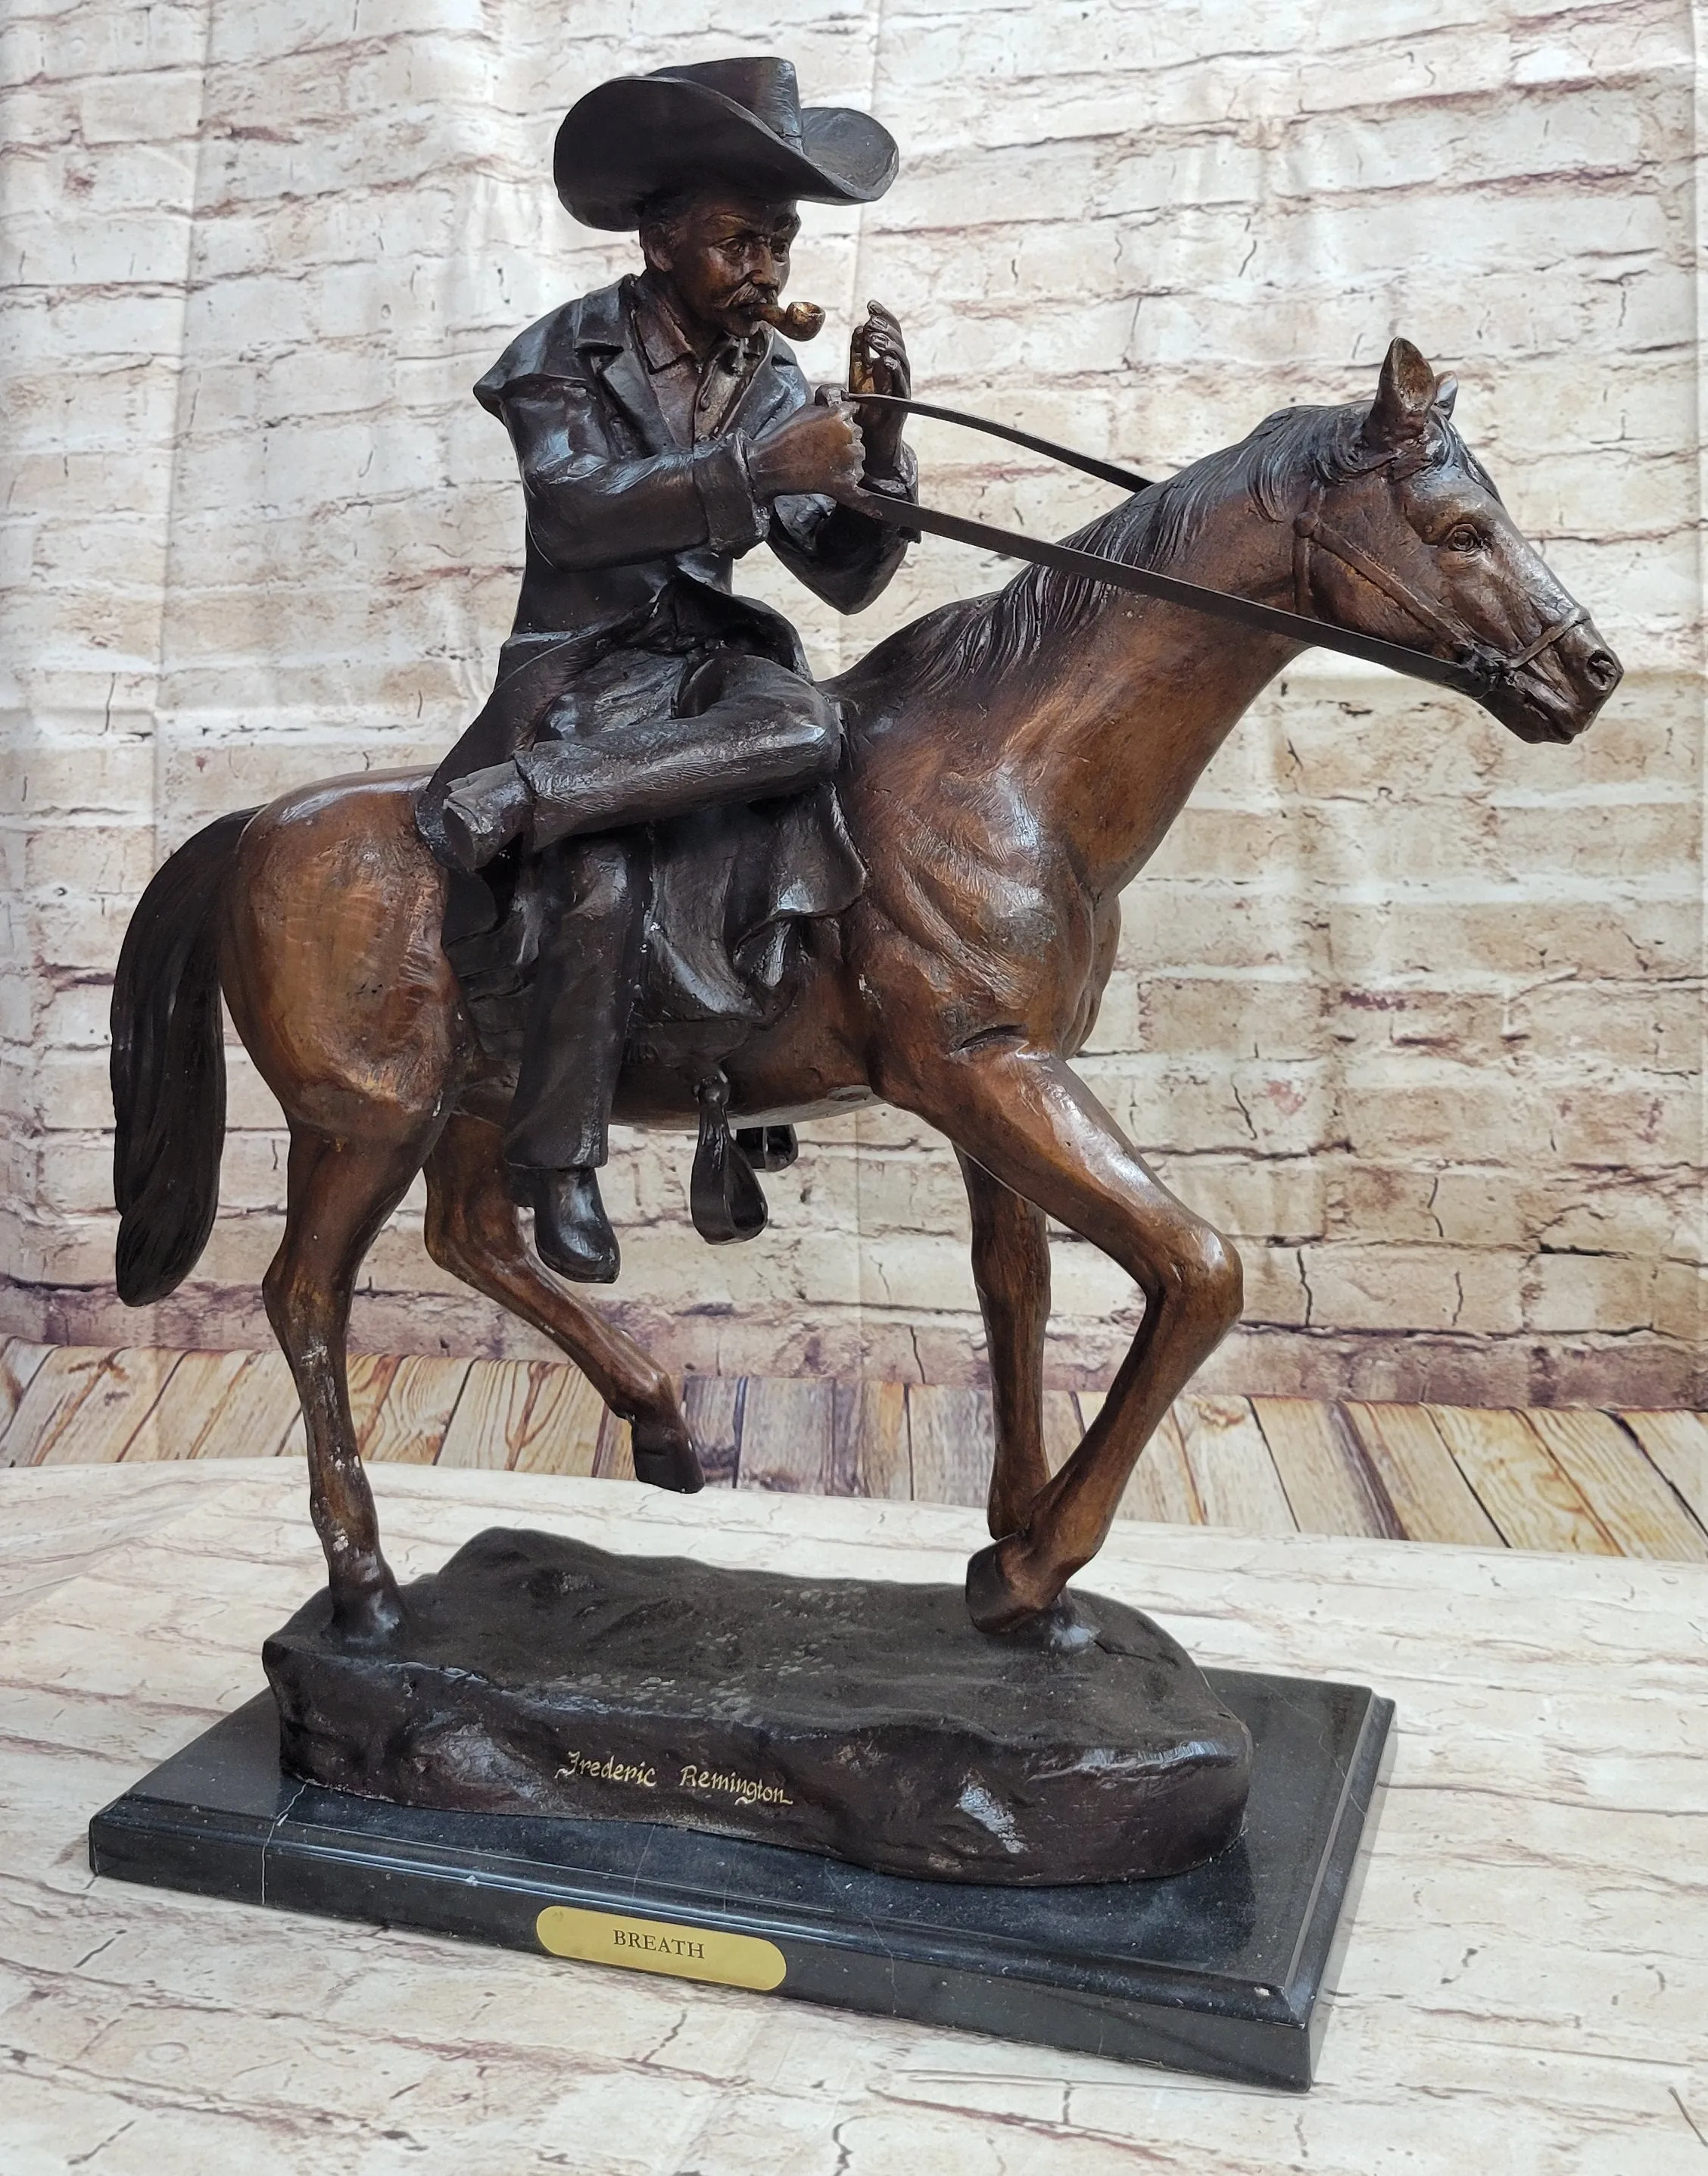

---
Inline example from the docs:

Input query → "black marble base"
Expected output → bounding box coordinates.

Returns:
[89,1669,1392,2090]
[263,1528,1252,1884]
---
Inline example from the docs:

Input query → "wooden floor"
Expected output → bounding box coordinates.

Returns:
[2,1335,1706,1559]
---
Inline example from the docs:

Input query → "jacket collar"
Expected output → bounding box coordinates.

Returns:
[581,278,665,444]
[580,275,795,447]
[571,279,630,354]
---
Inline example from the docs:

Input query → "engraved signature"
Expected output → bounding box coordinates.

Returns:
[678,1763,794,1807]
[556,1750,658,1788]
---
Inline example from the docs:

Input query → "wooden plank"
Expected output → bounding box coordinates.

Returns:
[1175,1395,1297,1535]
[192,1350,305,1459]
[121,1350,253,1462]
[438,1359,602,1473]
[1340,1402,1503,1546]
[512,1367,606,1477]
[593,1408,634,1481]
[1526,1408,1708,1563]
[682,1375,741,1487]
[0,1347,114,1467]
[0,1341,53,1440]
[359,1356,472,1466]
[1427,1406,1617,1556]
[345,1355,401,1452]
[905,1384,992,1509]
[436,1360,525,1470]
[831,1380,911,1499]
[33,1348,181,1467]
[736,1378,834,1494]
[1618,1410,1708,1535]
[1251,1398,1392,1539]
[1041,1390,1082,1474]
[1102,1398,1205,1526]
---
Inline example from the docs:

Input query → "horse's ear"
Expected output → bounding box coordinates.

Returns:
[1363,338,1438,453]
[1435,376,1458,419]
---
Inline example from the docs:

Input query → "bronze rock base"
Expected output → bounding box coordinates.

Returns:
[261,1526,1253,1885]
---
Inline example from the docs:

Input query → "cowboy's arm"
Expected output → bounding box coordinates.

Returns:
[765,437,916,612]
[500,379,771,568]
[765,301,916,612]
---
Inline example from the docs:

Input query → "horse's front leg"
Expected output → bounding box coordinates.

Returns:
[958,1149,1052,1539]
[902,1047,1242,1631]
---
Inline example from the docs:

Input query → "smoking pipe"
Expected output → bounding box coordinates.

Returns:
[753,298,825,341]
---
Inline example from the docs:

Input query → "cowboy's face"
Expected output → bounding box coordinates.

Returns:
[642,191,800,341]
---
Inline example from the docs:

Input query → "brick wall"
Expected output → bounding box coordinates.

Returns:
[3,0,1702,1403]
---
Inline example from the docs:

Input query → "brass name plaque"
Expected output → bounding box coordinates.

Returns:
[535,1906,787,1992]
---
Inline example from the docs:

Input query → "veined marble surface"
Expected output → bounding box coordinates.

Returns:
[2,1462,1703,2174]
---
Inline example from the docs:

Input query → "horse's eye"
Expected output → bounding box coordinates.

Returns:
[1442,522,1485,553]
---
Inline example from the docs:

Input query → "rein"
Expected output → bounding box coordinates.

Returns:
[846,391,1582,699]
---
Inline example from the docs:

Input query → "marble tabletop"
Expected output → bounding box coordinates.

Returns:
[2,1460,1703,2174]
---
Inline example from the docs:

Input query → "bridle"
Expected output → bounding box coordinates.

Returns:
[845,392,1586,700]
[1292,484,1587,684]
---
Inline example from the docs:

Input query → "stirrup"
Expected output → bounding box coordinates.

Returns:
[690,1074,768,1245]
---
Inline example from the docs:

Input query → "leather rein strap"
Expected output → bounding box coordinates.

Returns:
[846,391,1581,699]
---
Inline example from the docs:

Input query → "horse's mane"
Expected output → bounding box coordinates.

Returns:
[888,396,1491,701]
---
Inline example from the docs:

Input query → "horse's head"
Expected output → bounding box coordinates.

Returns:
[1300,338,1621,744]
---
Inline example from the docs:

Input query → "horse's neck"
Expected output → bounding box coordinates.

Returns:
[1008,494,1300,896]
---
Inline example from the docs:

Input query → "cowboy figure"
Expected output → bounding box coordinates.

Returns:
[416,57,915,1284]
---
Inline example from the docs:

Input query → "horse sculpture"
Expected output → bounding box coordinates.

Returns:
[111,339,1620,1645]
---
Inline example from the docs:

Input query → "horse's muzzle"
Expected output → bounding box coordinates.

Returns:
[1494,615,1622,744]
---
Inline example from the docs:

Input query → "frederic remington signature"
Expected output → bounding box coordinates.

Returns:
[555,1749,794,1807]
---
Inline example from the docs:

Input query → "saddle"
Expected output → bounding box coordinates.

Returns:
[439,781,865,1244]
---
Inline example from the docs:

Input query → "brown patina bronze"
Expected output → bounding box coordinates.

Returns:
[111,335,1619,1649]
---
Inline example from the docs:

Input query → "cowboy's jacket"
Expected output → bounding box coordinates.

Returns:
[421,276,916,828]
[488,274,914,636]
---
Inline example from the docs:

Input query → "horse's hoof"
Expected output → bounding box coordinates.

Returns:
[632,1425,705,1495]
[965,1537,1060,1635]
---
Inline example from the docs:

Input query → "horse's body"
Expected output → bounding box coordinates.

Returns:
[113,341,1619,1641]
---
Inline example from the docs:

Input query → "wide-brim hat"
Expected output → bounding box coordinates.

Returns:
[554,56,898,231]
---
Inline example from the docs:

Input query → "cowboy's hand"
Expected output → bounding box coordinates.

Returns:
[849,300,910,472]
[747,394,866,503]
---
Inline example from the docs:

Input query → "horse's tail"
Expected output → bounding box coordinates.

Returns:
[111,809,257,1305]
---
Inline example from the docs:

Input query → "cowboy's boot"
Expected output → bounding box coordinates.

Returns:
[519,1165,620,1284]
[440,759,534,873]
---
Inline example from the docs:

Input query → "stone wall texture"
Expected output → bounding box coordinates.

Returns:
[2,0,1703,1403]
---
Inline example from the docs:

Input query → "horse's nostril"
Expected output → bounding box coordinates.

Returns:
[1584,650,1619,691]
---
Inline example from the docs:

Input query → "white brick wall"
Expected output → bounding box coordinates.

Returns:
[3,0,1702,1402]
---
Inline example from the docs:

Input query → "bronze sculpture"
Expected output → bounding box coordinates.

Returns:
[94,54,1624,2064]
[111,326,1619,1650]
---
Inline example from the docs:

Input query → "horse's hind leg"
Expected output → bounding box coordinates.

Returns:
[264,1122,432,1641]
[424,1111,703,1492]
[958,1150,1052,1539]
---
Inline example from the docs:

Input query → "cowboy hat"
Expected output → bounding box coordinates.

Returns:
[554,56,898,230]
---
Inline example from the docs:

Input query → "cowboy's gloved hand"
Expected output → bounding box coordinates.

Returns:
[849,300,909,474]
[747,395,866,503]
